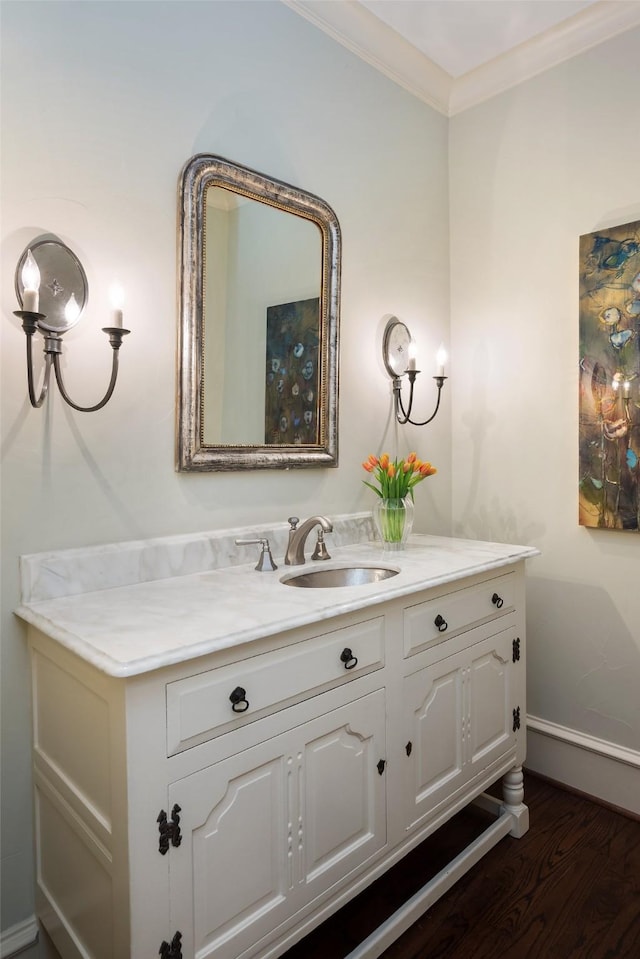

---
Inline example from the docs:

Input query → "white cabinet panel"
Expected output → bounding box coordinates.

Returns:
[168,691,386,959]
[403,652,466,830]
[402,625,516,833]
[468,641,511,767]
[170,745,290,959]
[302,691,386,890]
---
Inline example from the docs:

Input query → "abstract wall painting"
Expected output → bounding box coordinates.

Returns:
[265,298,320,445]
[579,219,640,531]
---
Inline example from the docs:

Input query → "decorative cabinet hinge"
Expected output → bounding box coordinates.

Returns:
[512,638,521,662]
[512,706,521,731]
[377,759,387,775]
[157,804,182,855]
[159,931,182,959]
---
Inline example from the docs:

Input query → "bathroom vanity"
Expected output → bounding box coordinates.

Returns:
[17,520,538,959]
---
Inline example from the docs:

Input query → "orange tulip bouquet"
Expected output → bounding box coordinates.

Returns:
[362,452,437,546]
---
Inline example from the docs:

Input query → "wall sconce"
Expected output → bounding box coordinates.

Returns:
[382,315,448,425]
[13,238,130,411]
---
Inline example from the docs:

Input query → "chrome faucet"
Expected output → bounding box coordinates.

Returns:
[285,516,333,565]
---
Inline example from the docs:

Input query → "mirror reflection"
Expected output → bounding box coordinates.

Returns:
[203,187,322,446]
[177,154,341,471]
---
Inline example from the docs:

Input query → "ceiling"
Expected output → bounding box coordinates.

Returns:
[358,0,598,77]
[284,0,640,114]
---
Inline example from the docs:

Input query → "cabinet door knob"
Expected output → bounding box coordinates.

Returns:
[492,592,504,608]
[229,686,249,712]
[340,647,358,670]
[434,614,448,632]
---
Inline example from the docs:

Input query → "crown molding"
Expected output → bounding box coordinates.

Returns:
[450,1,640,115]
[283,0,640,117]
[282,0,452,116]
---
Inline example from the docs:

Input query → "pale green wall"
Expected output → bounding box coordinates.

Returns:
[450,28,640,752]
[0,0,451,935]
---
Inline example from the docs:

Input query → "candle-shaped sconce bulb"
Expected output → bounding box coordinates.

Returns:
[436,343,447,377]
[64,292,81,326]
[21,249,41,313]
[408,339,417,372]
[109,282,125,329]
[623,380,631,397]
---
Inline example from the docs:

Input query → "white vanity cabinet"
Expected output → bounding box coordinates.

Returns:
[22,545,534,959]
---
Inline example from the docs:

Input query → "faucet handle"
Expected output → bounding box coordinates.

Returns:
[287,516,299,530]
[235,538,278,572]
[312,528,331,561]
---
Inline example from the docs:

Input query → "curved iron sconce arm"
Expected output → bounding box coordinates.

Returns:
[393,371,448,426]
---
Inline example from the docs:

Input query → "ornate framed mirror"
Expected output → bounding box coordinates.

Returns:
[177,154,341,471]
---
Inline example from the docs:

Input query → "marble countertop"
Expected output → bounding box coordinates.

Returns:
[16,530,539,678]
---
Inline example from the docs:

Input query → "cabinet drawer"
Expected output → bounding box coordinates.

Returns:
[166,617,384,755]
[404,573,515,657]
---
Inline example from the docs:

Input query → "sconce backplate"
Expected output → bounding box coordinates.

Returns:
[382,316,411,378]
[15,237,88,334]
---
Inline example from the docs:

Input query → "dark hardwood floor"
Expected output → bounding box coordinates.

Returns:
[282,773,640,959]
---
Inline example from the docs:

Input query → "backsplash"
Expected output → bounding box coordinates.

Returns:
[20,512,375,604]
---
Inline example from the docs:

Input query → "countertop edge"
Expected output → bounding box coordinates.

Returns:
[16,542,541,678]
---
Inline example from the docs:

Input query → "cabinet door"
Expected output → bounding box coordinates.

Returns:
[402,649,466,832]
[467,629,513,775]
[168,690,386,959]
[402,627,514,833]
[300,689,387,897]
[169,736,290,959]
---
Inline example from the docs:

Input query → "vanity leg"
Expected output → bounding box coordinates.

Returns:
[502,765,529,838]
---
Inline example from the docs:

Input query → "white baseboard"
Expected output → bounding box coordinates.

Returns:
[526,715,640,816]
[0,917,38,958]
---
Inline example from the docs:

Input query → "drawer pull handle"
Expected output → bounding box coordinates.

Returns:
[340,647,358,670]
[492,593,504,608]
[229,686,249,713]
[434,614,448,632]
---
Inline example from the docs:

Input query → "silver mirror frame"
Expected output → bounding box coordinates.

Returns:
[177,154,341,471]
